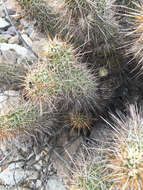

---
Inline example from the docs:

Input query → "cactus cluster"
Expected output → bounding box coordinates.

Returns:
[2,0,143,189]
[18,0,119,58]
[69,105,143,190]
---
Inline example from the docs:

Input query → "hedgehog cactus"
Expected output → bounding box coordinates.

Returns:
[69,147,109,190]
[124,2,143,67]
[48,0,118,51]
[23,38,98,112]
[0,102,41,142]
[17,0,57,35]
[65,111,92,134]
[18,0,119,59]
[102,105,143,189]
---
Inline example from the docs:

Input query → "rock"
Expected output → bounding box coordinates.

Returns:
[46,176,66,190]
[51,130,83,185]
[34,162,42,171]
[6,9,16,16]
[20,19,30,29]
[0,163,38,187]
[36,180,42,188]
[1,50,17,64]
[0,185,10,190]
[13,188,31,190]
[0,34,11,43]
[0,8,5,18]
[3,0,22,14]
[4,26,16,36]
[0,185,31,190]
[8,35,19,44]
[21,34,32,46]
[89,119,113,143]
[0,18,10,29]
[0,43,27,57]
[26,27,35,39]
[0,90,21,114]
[0,163,25,186]
[0,43,35,59]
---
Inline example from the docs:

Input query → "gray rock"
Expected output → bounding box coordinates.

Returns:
[89,120,113,143]
[0,34,11,43]
[13,188,31,190]
[1,50,17,64]
[0,43,27,57]
[36,180,42,188]
[6,9,16,16]
[0,43,35,59]
[4,26,16,36]
[46,176,66,190]
[0,90,21,114]
[8,35,19,44]
[0,163,25,186]
[20,19,30,29]
[26,27,35,38]
[0,163,38,187]
[0,185,10,190]
[0,185,31,190]
[0,8,5,18]
[0,18,10,29]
